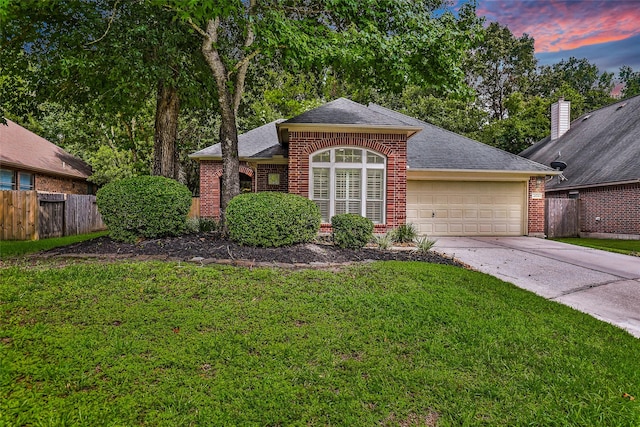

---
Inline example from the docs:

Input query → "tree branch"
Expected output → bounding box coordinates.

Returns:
[84,0,120,47]
[232,0,256,114]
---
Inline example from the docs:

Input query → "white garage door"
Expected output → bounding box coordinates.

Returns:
[407,180,526,236]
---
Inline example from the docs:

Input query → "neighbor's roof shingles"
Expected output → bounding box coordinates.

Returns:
[520,95,640,189]
[0,119,92,179]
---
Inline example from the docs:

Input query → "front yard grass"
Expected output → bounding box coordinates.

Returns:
[0,231,108,259]
[1,261,639,426]
[553,237,640,256]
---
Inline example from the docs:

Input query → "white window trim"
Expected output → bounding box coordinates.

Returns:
[309,147,386,223]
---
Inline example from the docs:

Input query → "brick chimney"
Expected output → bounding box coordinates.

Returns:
[550,98,571,140]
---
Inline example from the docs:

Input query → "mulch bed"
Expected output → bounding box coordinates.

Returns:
[43,233,461,267]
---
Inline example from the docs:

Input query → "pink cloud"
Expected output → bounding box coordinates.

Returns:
[476,0,640,52]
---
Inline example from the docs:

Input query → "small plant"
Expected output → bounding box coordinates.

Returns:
[198,217,218,233]
[331,214,374,249]
[373,233,394,250]
[390,223,418,243]
[185,217,201,234]
[226,192,320,247]
[97,176,192,243]
[414,235,437,253]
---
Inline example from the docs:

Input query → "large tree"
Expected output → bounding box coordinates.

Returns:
[160,0,481,218]
[1,0,214,180]
[465,22,537,120]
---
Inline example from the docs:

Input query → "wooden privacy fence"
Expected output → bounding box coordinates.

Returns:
[1,191,106,241]
[188,197,200,219]
[545,198,579,238]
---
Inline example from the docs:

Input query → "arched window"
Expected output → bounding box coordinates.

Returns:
[309,147,386,223]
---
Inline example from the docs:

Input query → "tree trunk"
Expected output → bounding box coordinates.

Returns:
[153,80,180,179]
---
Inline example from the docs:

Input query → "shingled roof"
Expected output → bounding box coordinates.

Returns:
[283,98,413,127]
[190,98,553,175]
[520,95,640,190]
[367,104,554,173]
[190,120,286,160]
[0,119,92,179]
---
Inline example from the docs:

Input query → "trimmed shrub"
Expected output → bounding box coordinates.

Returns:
[331,214,374,249]
[97,176,192,242]
[226,192,321,247]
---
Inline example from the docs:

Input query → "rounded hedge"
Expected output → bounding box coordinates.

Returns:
[331,213,374,249]
[97,175,192,242]
[226,192,321,247]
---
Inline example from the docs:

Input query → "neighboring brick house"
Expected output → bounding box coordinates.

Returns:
[0,119,95,194]
[521,96,640,239]
[191,98,555,236]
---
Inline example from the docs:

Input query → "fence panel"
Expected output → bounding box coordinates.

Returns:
[65,194,105,236]
[188,197,200,219]
[38,193,65,239]
[546,198,579,238]
[0,191,38,240]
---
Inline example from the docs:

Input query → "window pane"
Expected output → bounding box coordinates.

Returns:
[312,150,330,162]
[312,168,329,199]
[367,152,384,164]
[315,200,330,223]
[0,169,15,190]
[19,173,33,190]
[367,169,384,199]
[335,148,362,163]
[335,169,360,199]
[366,201,383,223]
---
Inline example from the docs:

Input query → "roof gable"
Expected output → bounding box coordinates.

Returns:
[520,95,640,189]
[0,119,92,179]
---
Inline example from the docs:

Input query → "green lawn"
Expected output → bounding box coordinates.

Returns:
[0,231,108,259]
[553,237,640,256]
[1,261,638,426]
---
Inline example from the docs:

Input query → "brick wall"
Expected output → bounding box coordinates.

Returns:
[256,164,288,193]
[548,183,640,235]
[287,131,407,231]
[527,176,546,235]
[198,160,257,219]
[36,174,92,195]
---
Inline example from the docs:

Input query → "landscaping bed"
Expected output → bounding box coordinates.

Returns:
[41,233,460,266]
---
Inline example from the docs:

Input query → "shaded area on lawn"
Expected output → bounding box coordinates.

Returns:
[40,233,460,265]
[552,237,640,256]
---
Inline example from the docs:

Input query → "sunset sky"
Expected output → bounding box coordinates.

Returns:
[461,0,640,74]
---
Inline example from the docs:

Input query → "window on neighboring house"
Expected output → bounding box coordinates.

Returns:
[18,172,34,190]
[0,169,35,190]
[310,147,386,223]
[0,169,15,190]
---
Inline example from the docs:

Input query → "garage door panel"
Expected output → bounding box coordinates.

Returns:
[407,180,525,236]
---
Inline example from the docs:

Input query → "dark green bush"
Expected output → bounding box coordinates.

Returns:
[390,223,418,243]
[226,192,321,247]
[97,176,192,242]
[331,214,374,249]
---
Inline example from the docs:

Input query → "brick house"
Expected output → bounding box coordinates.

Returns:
[521,96,640,239]
[0,119,94,194]
[191,99,555,236]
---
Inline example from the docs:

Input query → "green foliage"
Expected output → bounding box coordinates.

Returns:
[390,223,418,244]
[373,233,394,250]
[331,214,374,249]
[619,65,640,98]
[96,176,192,242]
[414,236,437,253]
[184,217,219,234]
[226,192,321,247]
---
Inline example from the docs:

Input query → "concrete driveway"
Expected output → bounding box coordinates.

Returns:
[433,237,640,338]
